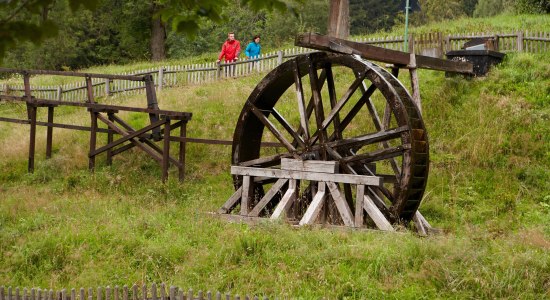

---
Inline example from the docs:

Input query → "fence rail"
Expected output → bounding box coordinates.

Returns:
[0,284,272,300]
[0,30,548,102]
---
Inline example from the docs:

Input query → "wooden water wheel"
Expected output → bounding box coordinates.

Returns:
[229,52,429,225]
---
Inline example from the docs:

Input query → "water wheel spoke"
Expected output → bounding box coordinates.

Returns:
[248,103,299,156]
[292,59,310,142]
[307,56,328,154]
[322,69,366,135]
[326,125,408,151]
[271,108,307,148]
[337,83,377,136]
[296,70,326,140]
[341,144,410,164]
[357,74,402,178]
[324,64,342,140]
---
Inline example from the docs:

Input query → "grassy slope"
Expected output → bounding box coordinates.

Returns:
[1,19,550,300]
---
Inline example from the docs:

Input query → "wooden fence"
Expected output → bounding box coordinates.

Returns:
[0,284,274,300]
[0,30,548,102]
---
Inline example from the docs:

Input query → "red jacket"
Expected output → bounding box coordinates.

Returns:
[218,39,241,62]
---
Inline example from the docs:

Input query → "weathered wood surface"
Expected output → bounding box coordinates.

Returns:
[280,158,339,173]
[295,33,474,74]
[231,166,382,186]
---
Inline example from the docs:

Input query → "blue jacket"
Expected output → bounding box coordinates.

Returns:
[245,42,261,58]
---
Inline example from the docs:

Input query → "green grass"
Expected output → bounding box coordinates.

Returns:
[364,13,550,38]
[1,16,550,298]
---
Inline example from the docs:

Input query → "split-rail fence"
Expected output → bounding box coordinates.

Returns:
[1,30,548,102]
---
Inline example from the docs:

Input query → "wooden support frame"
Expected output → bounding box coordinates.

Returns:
[221,160,434,234]
[0,68,192,182]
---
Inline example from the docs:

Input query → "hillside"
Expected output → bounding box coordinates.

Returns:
[1,26,549,300]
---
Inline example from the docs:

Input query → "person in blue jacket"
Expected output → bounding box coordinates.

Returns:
[245,35,261,59]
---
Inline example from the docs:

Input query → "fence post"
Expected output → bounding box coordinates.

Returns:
[4,84,9,95]
[408,34,415,53]
[217,63,222,78]
[56,86,62,101]
[158,67,164,91]
[445,35,451,53]
[277,50,283,65]
[105,79,110,97]
[517,30,524,52]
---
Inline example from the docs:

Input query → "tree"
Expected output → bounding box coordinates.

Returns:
[0,0,98,64]
[0,0,299,64]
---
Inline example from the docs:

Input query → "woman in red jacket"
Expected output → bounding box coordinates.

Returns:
[216,32,241,63]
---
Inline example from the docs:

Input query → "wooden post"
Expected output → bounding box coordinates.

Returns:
[241,175,253,215]
[23,73,36,173]
[408,34,415,53]
[327,0,349,39]
[445,35,451,53]
[355,184,365,227]
[217,63,222,79]
[162,117,171,182]
[85,76,94,103]
[178,121,186,182]
[158,67,164,91]
[56,86,62,101]
[106,113,114,166]
[104,79,110,97]
[517,30,524,52]
[3,84,9,95]
[89,111,98,172]
[46,106,54,159]
[409,53,422,115]
[276,50,283,65]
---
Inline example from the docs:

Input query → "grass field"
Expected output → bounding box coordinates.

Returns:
[1,17,549,299]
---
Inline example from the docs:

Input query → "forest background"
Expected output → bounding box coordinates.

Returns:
[2,0,549,71]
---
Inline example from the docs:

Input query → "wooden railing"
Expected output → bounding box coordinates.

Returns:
[0,30,548,102]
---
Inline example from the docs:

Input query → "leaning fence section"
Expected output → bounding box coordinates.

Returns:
[0,284,273,300]
[0,30,548,102]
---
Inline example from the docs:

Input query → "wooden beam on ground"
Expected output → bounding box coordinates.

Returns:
[326,182,354,226]
[249,178,289,217]
[299,182,327,225]
[218,187,242,214]
[271,179,297,219]
[295,33,473,74]
[364,194,394,231]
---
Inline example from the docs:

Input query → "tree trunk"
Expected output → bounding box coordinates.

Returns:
[328,0,350,39]
[150,4,166,61]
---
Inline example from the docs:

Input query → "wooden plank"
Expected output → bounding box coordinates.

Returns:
[231,166,382,186]
[326,182,354,226]
[240,176,253,216]
[299,182,327,225]
[413,211,427,236]
[27,105,37,173]
[162,119,171,182]
[249,178,289,217]
[270,179,297,219]
[355,185,365,227]
[219,187,242,214]
[281,158,338,173]
[363,194,394,231]
[295,33,473,74]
